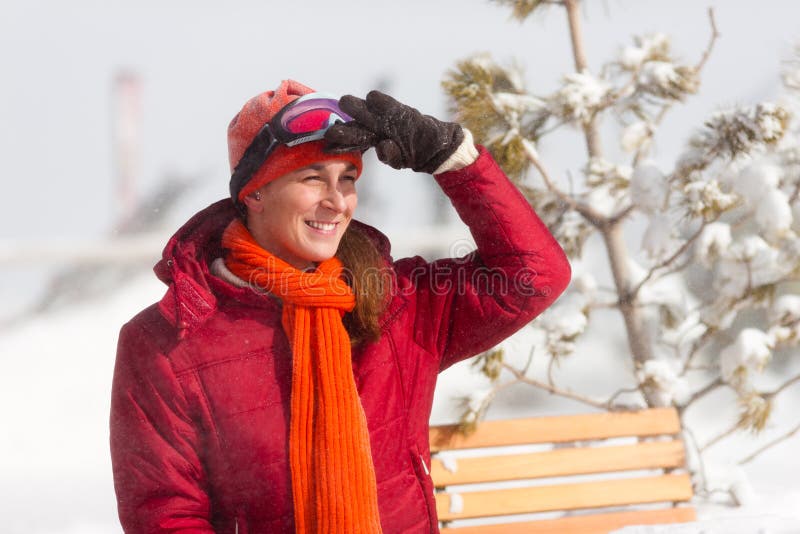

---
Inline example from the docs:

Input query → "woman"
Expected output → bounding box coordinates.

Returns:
[110,79,571,533]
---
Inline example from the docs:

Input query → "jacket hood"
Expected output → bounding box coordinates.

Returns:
[154,198,392,338]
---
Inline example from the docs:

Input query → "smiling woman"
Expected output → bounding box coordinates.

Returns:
[109,79,572,533]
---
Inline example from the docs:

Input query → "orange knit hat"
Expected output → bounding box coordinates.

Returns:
[227,80,363,202]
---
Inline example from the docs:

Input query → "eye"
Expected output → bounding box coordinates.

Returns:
[302,175,323,182]
[341,175,358,183]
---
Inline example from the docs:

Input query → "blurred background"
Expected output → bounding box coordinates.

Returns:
[1,1,799,532]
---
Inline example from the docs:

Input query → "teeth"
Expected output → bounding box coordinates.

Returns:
[306,221,336,231]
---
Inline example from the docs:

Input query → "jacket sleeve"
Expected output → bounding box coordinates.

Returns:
[394,146,572,370]
[110,316,215,533]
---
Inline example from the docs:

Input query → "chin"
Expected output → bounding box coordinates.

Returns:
[302,246,339,264]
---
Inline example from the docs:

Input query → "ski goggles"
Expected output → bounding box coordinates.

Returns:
[230,92,353,201]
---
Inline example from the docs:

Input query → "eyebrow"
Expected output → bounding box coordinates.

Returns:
[306,162,358,172]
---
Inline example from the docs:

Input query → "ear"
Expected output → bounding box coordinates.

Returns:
[241,191,264,214]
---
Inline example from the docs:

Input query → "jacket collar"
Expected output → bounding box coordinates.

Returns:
[155,199,234,338]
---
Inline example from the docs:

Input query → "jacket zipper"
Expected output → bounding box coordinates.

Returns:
[410,448,436,533]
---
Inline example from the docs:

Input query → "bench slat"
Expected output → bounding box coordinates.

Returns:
[431,439,685,487]
[430,408,681,452]
[439,507,697,534]
[435,473,693,521]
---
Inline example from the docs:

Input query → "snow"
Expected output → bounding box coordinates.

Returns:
[571,271,598,300]
[492,92,546,114]
[637,359,690,406]
[549,71,611,124]
[462,388,494,424]
[755,188,794,238]
[621,121,653,153]
[757,103,789,142]
[719,328,774,386]
[539,291,589,340]
[695,222,733,268]
[620,33,671,70]
[732,163,782,204]
[586,184,625,217]
[769,294,800,324]
[586,157,633,187]
[638,61,681,89]
[716,235,784,298]
[449,493,464,514]
[682,178,739,217]
[438,453,459,474]
[630,161,668,213]
[558,209,590,243]
[0,272,163,533]
[642,213,677,261]
[785,67,800,92]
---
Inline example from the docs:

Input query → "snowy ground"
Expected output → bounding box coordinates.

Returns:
[1,264,798,533]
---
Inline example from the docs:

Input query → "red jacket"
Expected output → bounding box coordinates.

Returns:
[110,148,571,533]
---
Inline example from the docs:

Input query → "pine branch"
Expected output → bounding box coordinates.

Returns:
[501,362,611,410]
[608,204,635,226]
[699,422,738,452]
[605,385,645,407]
[678,377,725,416]
[695,8,721,73]
[521,139,607,226]
[633,7,719,167]
[630,220,710,299]
[547,352,558,387]
[588,299,621,310]
[680,329,716,376]
[789,180,800,204]
[764,373,800,400]
[698,374,800,452]
[563,0,603,158]
[680,425,710,496]
[738,421,800,465]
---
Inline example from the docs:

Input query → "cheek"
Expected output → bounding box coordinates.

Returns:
[347,191,358,214]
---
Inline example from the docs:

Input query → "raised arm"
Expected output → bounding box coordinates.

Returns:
[398,144,571,368]
[326,90,571,368]
[110,314,215,532]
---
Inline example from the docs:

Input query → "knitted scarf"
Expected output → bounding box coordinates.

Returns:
[222,219,383,533]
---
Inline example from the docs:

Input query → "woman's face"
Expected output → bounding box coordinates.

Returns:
[244,160,359,270]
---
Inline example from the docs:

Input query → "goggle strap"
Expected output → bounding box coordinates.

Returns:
[230,122,277,201]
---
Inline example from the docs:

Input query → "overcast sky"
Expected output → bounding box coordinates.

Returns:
[1,0,799,238]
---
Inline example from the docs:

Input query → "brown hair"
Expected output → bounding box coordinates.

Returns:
[336,224,391,345]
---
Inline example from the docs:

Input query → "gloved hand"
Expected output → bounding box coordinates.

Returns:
[324,90,464,174]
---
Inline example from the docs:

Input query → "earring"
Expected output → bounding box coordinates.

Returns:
[254,191,262,201]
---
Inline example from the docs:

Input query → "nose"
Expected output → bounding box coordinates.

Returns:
[321,184,348,213]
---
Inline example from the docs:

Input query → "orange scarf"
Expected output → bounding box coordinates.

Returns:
[222,219,383,533]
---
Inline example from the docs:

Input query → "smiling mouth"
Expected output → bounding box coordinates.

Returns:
[305,221,338,233]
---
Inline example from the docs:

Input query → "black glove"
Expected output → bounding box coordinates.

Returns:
[324,90,464,174]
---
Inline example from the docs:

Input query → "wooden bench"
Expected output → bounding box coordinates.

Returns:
[428,407,695,533]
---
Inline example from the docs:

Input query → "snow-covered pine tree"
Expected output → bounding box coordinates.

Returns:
[442,0,800,497]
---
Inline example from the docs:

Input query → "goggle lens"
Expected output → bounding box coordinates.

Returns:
[278,95,352,137]
[285,108,340,133]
